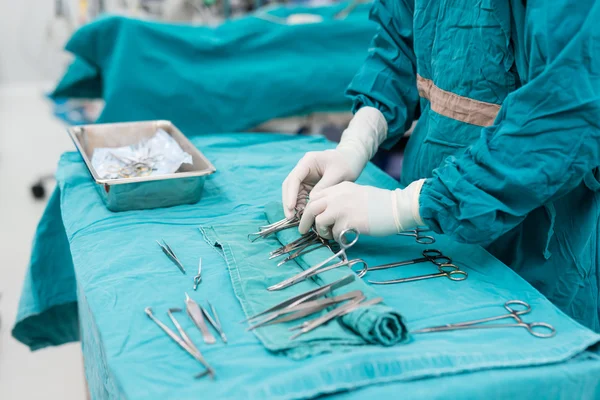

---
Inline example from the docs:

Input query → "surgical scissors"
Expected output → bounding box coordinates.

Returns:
[268,229,367,291]
[398,227,435,244]
[412,300,556,338]
[367,249,451,272]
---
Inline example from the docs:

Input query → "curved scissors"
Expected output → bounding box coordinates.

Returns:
[399,227,435,244]
[412,300,556,338]
[367,249,451,272]
[268,228,367,291]
[369,263,467,285]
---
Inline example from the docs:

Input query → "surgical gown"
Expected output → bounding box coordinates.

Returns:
[347,0,600,331]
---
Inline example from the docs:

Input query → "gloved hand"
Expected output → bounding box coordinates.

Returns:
[298,179,426,240]
[282,107,388,218]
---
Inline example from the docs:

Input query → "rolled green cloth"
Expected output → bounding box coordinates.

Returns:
[265,202,408,346]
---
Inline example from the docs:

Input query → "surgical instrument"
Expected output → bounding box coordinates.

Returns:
[276,240,340,267]
[289,296,384,340]
[367,249,451,272]
[202,301,228,343]
[144,307,215,379]
[248,209,303,242]
[243,274,355,323]
[157,239,186,274]
[185,293,217,344]
[247,290,363,331]
[398,227,435,244]
[193,258,202,291]
[411,300,556,338]
[268,229,368,291]
[269,231,318,259]
[369,263,468,285]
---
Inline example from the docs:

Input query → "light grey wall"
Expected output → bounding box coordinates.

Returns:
[0,0,76,84]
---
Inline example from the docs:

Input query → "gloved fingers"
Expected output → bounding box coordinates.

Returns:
[311,169,344,195]
[282,160,312,217]
[298,198,327,234]
[314,208,336,240]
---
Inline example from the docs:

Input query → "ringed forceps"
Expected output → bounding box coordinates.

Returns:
[399,227,435,244]
[412,300,556,338]
[367,249,467,285]
[268,229,368,291]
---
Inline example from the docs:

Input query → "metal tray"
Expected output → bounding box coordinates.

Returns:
[68,120,216,212]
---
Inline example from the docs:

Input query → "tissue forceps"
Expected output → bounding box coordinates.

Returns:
[202,301,228,343]
[369,263,467,285]
[412,300,556,338]
[243,274,355,323]
[156,239,186,274]
[268,229,367,291]
[144,307,215,379]
[185,293,217,344]
[248,208,304,242]
[289,296,383,340]
[247,290,363,331]
[398,227,435,244]
[269,231,319,258]
[367,249,451,272]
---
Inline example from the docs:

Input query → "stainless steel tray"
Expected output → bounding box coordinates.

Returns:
[68,120,216,212]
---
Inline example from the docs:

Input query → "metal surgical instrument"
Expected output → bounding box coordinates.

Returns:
[248,208,303,242]
[144,307,215,379]
[411,300,556,338]
[185,293,217,344]
[202,301,228,343]
[289,296,384,340]
[367,249,451,272]
[247,290,363,331]
[243,274,355,323]
[369,263,468,285]
[398,227,435,244]
[268,229,368,291]
[157,239,186,274]
[193,258,202,291]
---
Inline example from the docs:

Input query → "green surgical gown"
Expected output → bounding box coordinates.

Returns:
[347,0,600,331]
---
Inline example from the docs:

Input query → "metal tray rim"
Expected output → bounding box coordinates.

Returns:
[67,120,217,186]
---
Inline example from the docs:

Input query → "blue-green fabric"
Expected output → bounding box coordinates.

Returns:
[49,3,376,134]
[264,203,407,346]
[13,133,600,399]
[200,221,368,359]
[346,0,600,332]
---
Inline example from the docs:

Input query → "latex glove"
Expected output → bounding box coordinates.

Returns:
[298,179,426,240]
[282,107,387,218]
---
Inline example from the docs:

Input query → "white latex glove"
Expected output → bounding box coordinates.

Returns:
[282,107,387,218]
[298,179,426,240]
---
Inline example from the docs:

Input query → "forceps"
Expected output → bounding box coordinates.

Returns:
[157,239,186,274]
[289,296,384,340]
[145,307,215,379]
[268,229,368,291]
[367,249,451,272]
[369,263,467,285]
[412,300,556,338]
[243,274,355,323]
[247,290,363,331]
[248,208,304,242]
[398,227,435,244]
